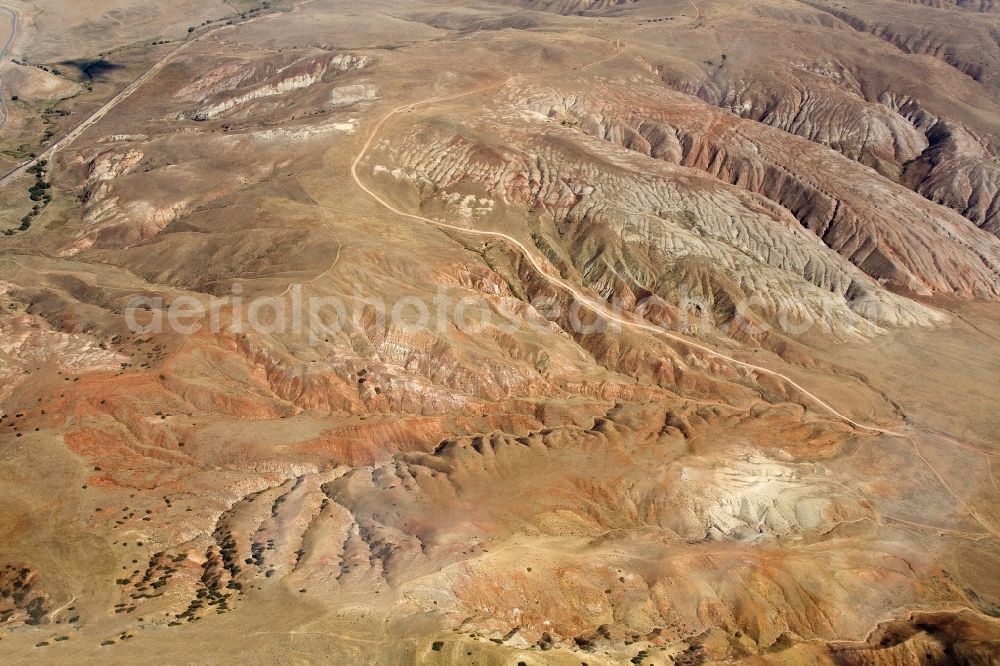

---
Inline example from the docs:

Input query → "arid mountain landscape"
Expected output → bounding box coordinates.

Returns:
[0,0,999,663]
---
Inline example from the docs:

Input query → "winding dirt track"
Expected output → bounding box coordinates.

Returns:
[348,34,901,437]
[686,0,705,27]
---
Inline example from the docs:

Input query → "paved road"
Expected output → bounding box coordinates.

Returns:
[0,4,17,130]
[0,0,317,188]
[349,34,900,436]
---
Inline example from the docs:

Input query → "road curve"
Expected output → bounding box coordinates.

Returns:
[0,4,17,130]
[686,0,705,27]
[348,34,901,437]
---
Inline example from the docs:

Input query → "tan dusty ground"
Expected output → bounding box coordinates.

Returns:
[0,0,998,663]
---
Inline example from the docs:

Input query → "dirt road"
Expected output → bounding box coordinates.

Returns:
[0,0,317,188]
[348,33,900,436]
[0,4,17,130]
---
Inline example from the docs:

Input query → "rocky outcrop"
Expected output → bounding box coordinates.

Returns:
[4,1,999,661]
[902,119,1000,236]
[779,612,1000,665]
[380,106,948,343]
[655,70,1000,238]
[894,0,997,10]
[508,0,636,14]
[328,84,377,108]
[517,84,1000,299]
[672,67,930,175]
[177,53,371,121]
[802,0,1000,87]
[647,2,1000,238]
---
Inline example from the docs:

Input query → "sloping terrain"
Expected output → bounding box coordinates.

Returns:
[642,0,1000,236]
[0,0,998,663]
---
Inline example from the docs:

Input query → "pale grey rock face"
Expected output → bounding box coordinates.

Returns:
[511,86,1000,300]
[379,85,988,341]
[2,0,999,662]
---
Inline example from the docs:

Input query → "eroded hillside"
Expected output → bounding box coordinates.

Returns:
[0,0,998,663]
